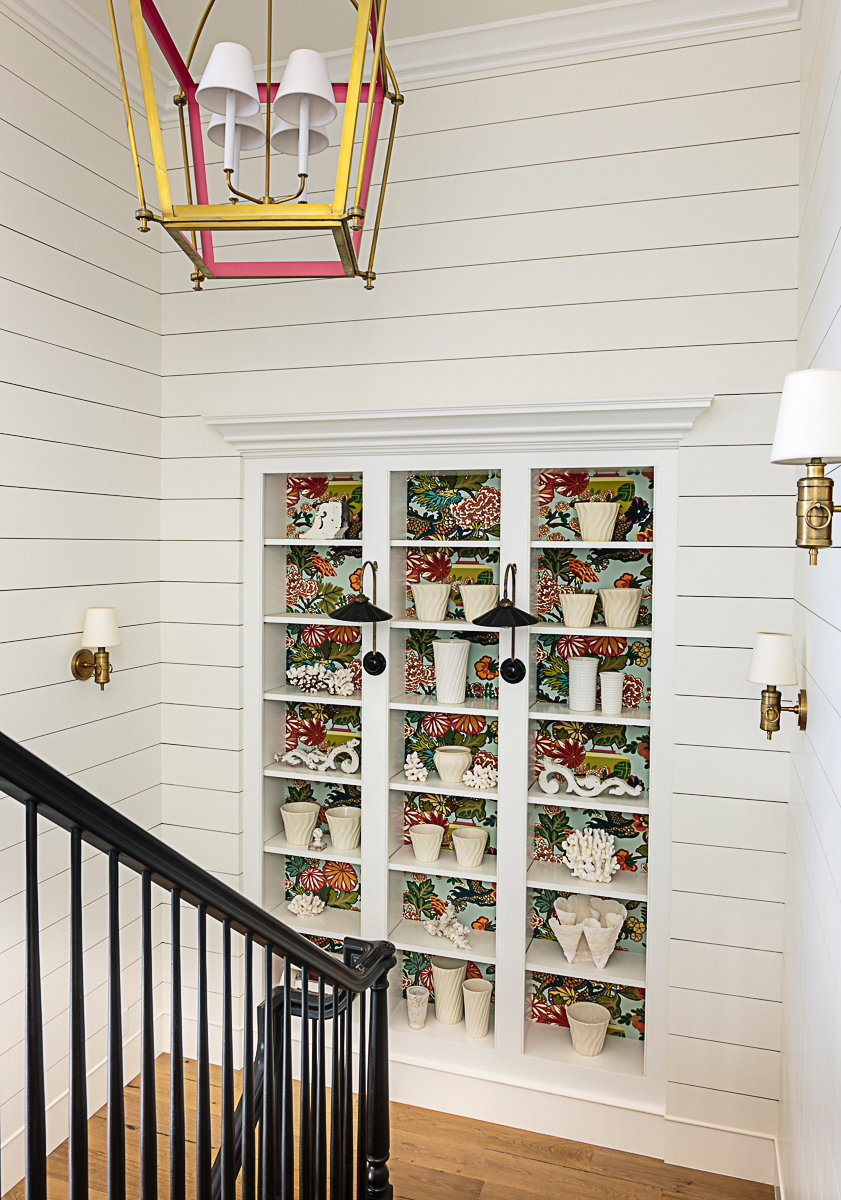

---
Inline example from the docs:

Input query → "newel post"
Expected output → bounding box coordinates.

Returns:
[366,953,396,1200]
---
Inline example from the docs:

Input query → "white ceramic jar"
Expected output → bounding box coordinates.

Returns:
[567,657,599,711]
[411,582,451,622]
[575,502,619,542]
[599,671,624,716]
[462,979,493,1038]
[325,805,361,850]
[280,801,320,846]
[559,593,596,628]
[599,588,642,629]
[406,985,430,1030]
[459,583,499,621]
[434,745,472,783]
[431,957,467,1025]
[566,1001,610,1056]
[451,826,489,867]
[409,823,445,863]
[433,639,470,704]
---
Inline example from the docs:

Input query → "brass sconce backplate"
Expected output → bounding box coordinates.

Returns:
[760,685,807,738]
[71,649,96,681]
[71,647,113,689]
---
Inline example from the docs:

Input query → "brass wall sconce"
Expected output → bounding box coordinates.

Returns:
[71,608,121,690]
[747,632,807,739]
[472,563,538,683]
[771,369,841,564]
[330,561,392,676]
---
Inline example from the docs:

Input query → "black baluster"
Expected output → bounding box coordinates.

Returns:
[260,945,276,1200]
[69,827,88,1200]
[299,967,311,1200]
[221,920,235,1200]
[365,967,392,1200]
[330,994,342,1200]
[280,956,294,1200]
[170,890,185,1200]
[107,850,125,1200]
[343,989,353,1200]
[140,871,157,1200]
[314,976,327,1200]
[25,800,47,1199]
[355,993,367,1200]
[241,933,255,1200]
[196,905,211,1200]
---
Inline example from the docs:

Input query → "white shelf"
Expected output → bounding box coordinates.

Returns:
[265,687,362,706]
[270,902,361,942]
[388,917,497,964]
[265,762,362,786]
[529,702,650,726]
[264,831,362,865]
[388,845,497,883]
[392,540,500,548]
[391,619,476,631]
[530,541,653,550]
[265,539,364,546]
[523,1020,645,1077]
[527,781,649,814]
[531,624,652,638]
[526,860,648,900]
[265,613,363,626]
[390,770,498,801]
[389,691,498,717]
[525,937,646,987]
[390,998,495,1047]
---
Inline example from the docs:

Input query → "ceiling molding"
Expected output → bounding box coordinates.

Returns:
[204,397,713,458]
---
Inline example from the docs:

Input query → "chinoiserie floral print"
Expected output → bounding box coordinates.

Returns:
[402,872,497,932]
[403,709,499,774]
[286,855,361,912]
[406,472,501,540]
[287,474,363,540]
[529,972,646,1040]
[405,546,499,620]
[403,791,497,853]
[284,701,361,759]
[405,628,499,701]
[535,469,653,543]
[535,546,653,627]
[284,778,361,840]
[285,544,363,615]
[535,633,651,710]
[286,623,363,692]
[532,805,648,871]
[534,719,650,792]
[401,952,495,1002]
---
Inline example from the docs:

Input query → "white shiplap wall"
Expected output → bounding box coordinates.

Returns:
[779,1,841,1196]
[161,26,799,1184]
[0,6,162,1188]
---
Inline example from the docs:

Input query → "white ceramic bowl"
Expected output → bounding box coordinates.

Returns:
[409,823,445,863]
[326,805,361,850]
[280,801,320,846]
[434,746,472,783]
[566,1001,610,1056]
[451,826,489,867]
[411,582,451,622]
[459,583,499,621]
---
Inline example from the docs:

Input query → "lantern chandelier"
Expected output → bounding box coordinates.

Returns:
[105,0,402,288]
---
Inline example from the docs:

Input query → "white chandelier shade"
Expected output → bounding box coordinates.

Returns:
[207,110,268,151]
[273,49,338,126]
[771,368,841,465]
[270,118,329,155]
[195,42,261,116]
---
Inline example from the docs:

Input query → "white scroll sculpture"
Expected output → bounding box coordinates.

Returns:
[537,759,643,799]
[300,499,349,540]
[276,736,360,776]
[276,747,326,770]
[548,895,627,969]
[323,738,360,775]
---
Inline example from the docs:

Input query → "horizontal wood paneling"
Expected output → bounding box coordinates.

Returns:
[672,795,788,851]
[670,892,784,953]
[668,1034,780,1100]
[671,843,786,903]
[669,988,782,1051]
[670,940,782,1002]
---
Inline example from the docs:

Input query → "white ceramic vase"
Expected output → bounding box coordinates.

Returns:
[326,805,361,850]
[280,801,320,846]
[412,583,450,622]
[566,1001,610,1056]
[451,827,489,867]
[459,583,499,621]
[433,639,470,704]
[599,588,642,629]
[567,657,599,711]
[559,593,596,628]
[409,823,444,863]
[431,957,466,1025]
[434,746,472,783]
[599,671,624,716]
[462,979,493,1038]
[575,502,619,542]
[406,985,430,1030]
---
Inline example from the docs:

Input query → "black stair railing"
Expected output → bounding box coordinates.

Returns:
[0,729,396,1200]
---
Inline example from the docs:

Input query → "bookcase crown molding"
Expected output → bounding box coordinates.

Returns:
[205,396,712,458]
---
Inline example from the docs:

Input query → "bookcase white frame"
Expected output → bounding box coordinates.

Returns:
[217,397,711,1131]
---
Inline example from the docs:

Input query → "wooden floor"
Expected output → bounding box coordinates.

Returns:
[6,1055,773,1200]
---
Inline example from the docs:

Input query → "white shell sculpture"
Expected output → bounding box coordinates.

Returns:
[323,738,360,775]
[462,762,498,790]
[404,751,429,783]
[299,499,348,540]
[548,895,627,968]
[537,759,643,799]
[287,893,326,918]
[276,747,327,770]
[287,662,356,697]
[561,828,621,884]
[423,902,471,951]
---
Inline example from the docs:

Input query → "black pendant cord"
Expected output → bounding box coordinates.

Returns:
[170,890,186,1200]
[69,826,88,1200]
[25,799,47,1200]
[107,850,126,1200]
[241,933,255,1200]
[221,920,236,1200]
[139,870,157,1200]
[196,904,212,1200]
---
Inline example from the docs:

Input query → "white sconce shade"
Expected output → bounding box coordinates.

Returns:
[207,110,267,150]
[747,632,798,685]
[771,369,841,464]
[196,42,261,116]
[273,50,338,126]
[270,118,329,155]
[81,607,121,648]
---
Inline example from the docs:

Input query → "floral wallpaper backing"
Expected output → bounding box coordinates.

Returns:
[530,889,647,952]
[535,546,653,627]
[404,793,497,854]
[283,701,361,757]
[405,629,499,701]
[535,633,651,710]
[406,472,501,541]
[535,468,653,543]
[285,856,361,912]
[529,972,646,1040]
[532,805,648,871]
[402,872,497,932]
[403,710,498,776]
[285,544,363,616]
[285,624,362,688]
[286,474,363,540]
[283,779,362,838]
[404,547,500,620]
[402,953,495,1003]
[533,720,650,792]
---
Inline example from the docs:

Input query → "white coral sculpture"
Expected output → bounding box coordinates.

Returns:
[276,747,327,770]
[537,759,642,798]
[423,902,471,951]
[287,893,326,918]
[323,738,360,775]
[404,751,429,783]
[462,763,498,790]
[561,828,620,884]
[287,662,356,697]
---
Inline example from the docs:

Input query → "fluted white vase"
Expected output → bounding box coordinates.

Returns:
[599,588,642,629]
[433,639,470,704]
[406,985,430,1030]
[280,801,320,846]
[409,823,444,863]
[462,979,493,1038]
[599,671,624,716]
[559,593,596,628]
[451,827,488,867]
[412,583,450,622]
[567,657,598,711]
[434,745,472,783]
[575,502,619,542]
[431,957,466,1025]
[326,805,361,850]
[459,583,499,621]
[566,1001,610,1056]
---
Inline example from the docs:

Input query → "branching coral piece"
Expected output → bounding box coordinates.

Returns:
[404,751,429,782]
[423,902,471,951]
[287,893,326,918]
[287,662,356,697]
[561,828,620,884]
[462,763,498,790]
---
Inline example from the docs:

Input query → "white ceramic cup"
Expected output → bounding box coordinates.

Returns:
[280,801,320,846]
[459,583,499,621]
[566,1001,610,1056]
[599,671,624,716]
[462,978,493,1038]
[325,805,361,850]
[559,593,596,628]
[406,985,430,1030]
[599,588,642,630]
[433,639,470,704]
[567,657,599,711]
[431,957,467,1025]
[409,823,445,863]
[451,826,489,867]
[411,582,451,622]
[575,502,619,542]
[434,745,472,783]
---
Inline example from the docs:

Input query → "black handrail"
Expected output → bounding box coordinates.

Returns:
[0,728,391,990]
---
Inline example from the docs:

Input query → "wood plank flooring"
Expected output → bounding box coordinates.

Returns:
[4,1055,773,1200]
